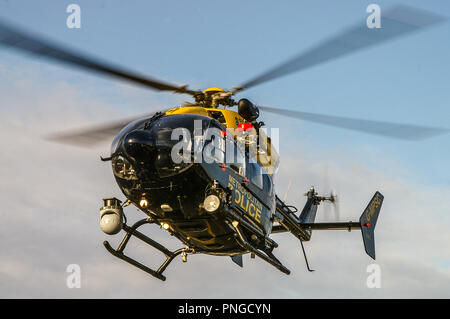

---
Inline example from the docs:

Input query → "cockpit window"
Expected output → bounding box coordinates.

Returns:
[247,162,264,189]
[227,143,246,176]
[144,114,214,178]
[111,118,149,154]
[112,155,138,180]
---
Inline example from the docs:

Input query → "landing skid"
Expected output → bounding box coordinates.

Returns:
[231,220,291,275]
[104,218,194,281]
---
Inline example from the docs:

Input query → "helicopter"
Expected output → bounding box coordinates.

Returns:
[0,5,447,281]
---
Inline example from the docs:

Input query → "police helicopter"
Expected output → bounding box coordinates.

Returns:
[0,5,447,280]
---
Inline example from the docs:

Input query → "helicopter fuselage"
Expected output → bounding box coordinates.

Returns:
[109,109,277,256]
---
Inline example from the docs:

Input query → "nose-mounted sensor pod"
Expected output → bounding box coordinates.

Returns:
[100,198,123,235]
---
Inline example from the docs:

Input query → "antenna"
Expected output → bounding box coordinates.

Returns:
[282,178,292,202]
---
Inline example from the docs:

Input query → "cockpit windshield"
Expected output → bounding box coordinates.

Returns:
[145,115,214,177]
[111,117,149,155]
[111,114,231,179]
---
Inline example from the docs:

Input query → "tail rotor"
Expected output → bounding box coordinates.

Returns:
[322,165,340,221]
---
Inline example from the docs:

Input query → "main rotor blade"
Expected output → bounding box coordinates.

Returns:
[45,113,156,147]
[236,5,446,92]
[259,106,449,141]
[0,21,197,95]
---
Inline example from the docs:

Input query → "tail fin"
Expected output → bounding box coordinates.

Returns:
[299,188,319,224]
[360,192,384,260]
[298,195,318,237]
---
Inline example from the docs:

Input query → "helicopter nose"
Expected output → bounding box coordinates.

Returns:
[123,130,156,162]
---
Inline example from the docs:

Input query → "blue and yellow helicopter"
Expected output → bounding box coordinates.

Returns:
[0,5,446,280]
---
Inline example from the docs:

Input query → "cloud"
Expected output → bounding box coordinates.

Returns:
[0,63,449,298]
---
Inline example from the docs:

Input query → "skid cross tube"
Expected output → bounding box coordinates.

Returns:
[103,218,193,281]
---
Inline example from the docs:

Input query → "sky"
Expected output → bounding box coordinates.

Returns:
[0,0,449,298]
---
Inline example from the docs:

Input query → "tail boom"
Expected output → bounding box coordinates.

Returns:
[272,191,384,260]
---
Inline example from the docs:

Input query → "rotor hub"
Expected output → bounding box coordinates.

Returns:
[193,87,236,108]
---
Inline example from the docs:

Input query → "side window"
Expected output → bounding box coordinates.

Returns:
[203,126,225,164]
[263,173,273,196]
[228,143,246,176]
[248,162,263,189]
